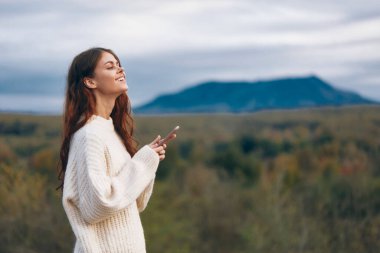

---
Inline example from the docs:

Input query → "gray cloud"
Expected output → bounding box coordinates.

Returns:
[0,0,379,112]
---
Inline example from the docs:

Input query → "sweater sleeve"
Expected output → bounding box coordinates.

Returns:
[136,178,156,213]
[76,131,159,224]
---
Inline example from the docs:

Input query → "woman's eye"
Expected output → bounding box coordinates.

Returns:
[106,64,121,70]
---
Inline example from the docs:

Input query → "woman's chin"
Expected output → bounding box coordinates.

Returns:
[117,85,128,92]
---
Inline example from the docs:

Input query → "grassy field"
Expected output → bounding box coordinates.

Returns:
[1,105,380,252]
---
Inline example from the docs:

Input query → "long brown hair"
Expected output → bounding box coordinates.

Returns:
[56,47,137,191]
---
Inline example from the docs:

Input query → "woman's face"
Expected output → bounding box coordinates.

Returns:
[89,51,128,96]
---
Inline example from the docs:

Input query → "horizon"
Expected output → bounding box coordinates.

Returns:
[1,75,378,115]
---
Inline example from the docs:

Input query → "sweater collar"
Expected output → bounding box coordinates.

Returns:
[88,114,114,131]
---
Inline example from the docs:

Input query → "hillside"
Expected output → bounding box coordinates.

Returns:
[135,75,377,114]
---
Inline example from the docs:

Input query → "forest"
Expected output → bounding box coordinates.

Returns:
[0,106,380,253]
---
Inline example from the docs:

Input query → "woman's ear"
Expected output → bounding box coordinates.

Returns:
[83,77,96,89]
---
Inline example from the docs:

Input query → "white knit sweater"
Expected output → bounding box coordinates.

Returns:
[62,114,159,253]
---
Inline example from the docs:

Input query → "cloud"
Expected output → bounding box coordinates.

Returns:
[0,0,379,112]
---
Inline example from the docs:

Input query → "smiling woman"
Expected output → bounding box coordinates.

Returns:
[82,50,129,96]
[57,47,175,253]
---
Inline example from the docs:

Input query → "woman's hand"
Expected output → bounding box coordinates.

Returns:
[149,136,167,161]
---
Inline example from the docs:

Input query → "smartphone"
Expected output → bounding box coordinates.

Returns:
[158,126,180,146]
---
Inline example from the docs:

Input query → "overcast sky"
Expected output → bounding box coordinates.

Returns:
[0,0,379,113]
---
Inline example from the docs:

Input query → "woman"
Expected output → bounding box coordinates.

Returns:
[57,47,175,253]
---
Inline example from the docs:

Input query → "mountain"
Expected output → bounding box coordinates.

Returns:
[135,76,378,114]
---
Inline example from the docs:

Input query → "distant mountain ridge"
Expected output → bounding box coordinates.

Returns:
[135,76,377,114]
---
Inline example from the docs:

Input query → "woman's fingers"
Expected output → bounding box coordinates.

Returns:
[152,146,166,161]
[160,134,177,146]
[150,135,161,145]
[152,145,164,152]
[149,137,170,161]
[157,144,167,151]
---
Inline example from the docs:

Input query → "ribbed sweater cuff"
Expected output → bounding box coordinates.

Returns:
[133,145,160,175]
